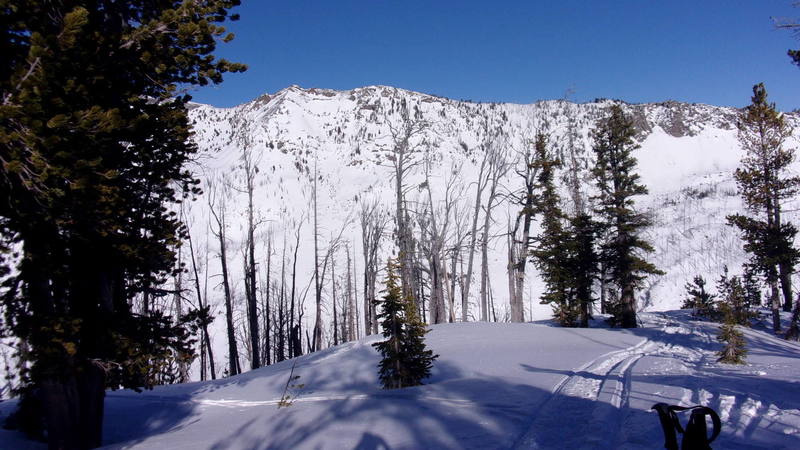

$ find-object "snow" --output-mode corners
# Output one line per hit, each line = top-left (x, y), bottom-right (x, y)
(3, 310), (798, 449)
(182, 85), (800, 372)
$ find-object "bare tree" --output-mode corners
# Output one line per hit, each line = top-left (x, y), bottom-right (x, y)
(448, 201), (471, 322)
(360, 197), (388, 335)
(238, 146), (262, 369)
(261, 230), (273, 366)
(506, 133), (540, 323)
(346, 243), (357, 341)
(479, 134), (511, 321)
(462, 114), (506, 321)
(312, 159), (352, 351)
(173, 246), (189, 382)
(185, 217), (216, 380)
(380, 98), (429, 305)
(208, 174), (240, 376)
(418, 156), (461, 324)
(289, 215), (304, 358)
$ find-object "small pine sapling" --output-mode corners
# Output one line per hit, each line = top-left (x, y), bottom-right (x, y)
(373, 260), (438, 389)
(742, 265), (762, 309)
(682, 275), (715, 318)
(716, 270), (748, 364)
(717, 302), (748, 364)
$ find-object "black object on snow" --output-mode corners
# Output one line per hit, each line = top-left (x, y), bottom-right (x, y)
(652, 403), (722, 450)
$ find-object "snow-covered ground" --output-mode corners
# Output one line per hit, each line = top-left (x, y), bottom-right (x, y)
(2, 310), (797, 449)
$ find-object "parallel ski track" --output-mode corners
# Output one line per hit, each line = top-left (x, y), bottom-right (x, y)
(511, 315), (679, 449)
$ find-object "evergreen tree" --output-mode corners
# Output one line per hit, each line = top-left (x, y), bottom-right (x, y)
(0, 2), (245, 448)
(727, 83), (800, 333)
(716, 269), (748, 364)
(530, 133), (576, 326)
(715, 267), (754, 327)
(717, 306), (748, 364)
(566, 213), (600, 328)
(682, 275), (715, 318)
(373, 260), (437, 389)
(742, 265), (762, 309)
(590, 105), (662, 328)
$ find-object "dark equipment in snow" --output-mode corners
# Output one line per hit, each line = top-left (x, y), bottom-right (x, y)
(652, 403), (721, 450)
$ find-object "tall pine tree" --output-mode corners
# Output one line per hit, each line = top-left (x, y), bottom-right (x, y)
(590, 105), (661, 328)
(530, 133), (575, 326)
(727, 83), (800, 333)
(0, 2), (245, 448)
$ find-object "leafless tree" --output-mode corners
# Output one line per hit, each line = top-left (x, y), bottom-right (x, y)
(506, 133), (540, 323)
(345, 243), (357, 341)
(379, 98), (429, 305)
(418, 156), (461, 324)
(180, 204), (217, 380)
(360, 196), (388, 335)
(238, 146), (262, 369)
(208, 174), (241, 376)
(479, 134), (511, 321)
(173, 246), (189, 382)
(463, 114), (507, 321)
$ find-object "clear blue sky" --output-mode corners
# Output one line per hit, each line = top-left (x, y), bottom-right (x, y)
(192, 1), (800, 110)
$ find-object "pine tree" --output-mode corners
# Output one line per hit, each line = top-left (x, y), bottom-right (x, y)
(590, 104), (662, 328)
(717, 307), (748, 364)
(530, 133), (576, 326)
(715, 267), (756, 326)
(373, 260), (437, 389)
(0, 2), (244, 448)
(566, 214), (600, 328)
(727, 83), (800, 333)
(742, 265), (762, 309)
(716, 270), (748, 364)
(682, 275), (715, 318)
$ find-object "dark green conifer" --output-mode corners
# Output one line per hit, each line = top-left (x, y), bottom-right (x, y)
(716, 267), (756, 326)
(530, 133), (576, 326)
(566, 213), (600, 328)
(682, 275), (715, 318)
(716, 270), (748, 364)
(717, 308), (748, 364)
(590, 105), (662, 328)
(0, 2), (245, 447)
(373, 260), (437, 389)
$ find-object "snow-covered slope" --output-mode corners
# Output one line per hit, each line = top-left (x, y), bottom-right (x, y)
(185, 85), (800, 333)
(3, 310), (798, 449)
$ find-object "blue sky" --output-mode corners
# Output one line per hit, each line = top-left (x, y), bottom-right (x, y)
(192, 1), (800, 110)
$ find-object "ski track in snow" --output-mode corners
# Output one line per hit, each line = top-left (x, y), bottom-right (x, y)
(511, 313), (711, 449)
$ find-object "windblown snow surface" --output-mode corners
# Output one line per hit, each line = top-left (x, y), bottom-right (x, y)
(3, 310), (799, 449)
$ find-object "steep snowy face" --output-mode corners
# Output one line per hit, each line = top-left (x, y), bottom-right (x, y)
(186, 85), (800, 322)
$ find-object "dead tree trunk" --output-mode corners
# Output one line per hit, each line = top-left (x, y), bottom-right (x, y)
(346, 243), (357, 341)
(479, 138), (509, 322)
(186, 223), (216, 380)
(508, 136), (538, 323)
(209, 176), (240, 376)
(240, 148), (261, 369)
(360, 198), (387, 335)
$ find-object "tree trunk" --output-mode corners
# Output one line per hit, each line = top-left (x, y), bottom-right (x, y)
(187, 228), (215, 380)
(332, 255), (339, 346)
(770, 277), (782, 332)
(620, 280), (637, 328)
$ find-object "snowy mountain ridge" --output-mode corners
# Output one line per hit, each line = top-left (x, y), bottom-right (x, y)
(185, 84), (800, 329)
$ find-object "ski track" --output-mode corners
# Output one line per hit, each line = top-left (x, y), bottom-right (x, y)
(105, 392), (481, 409)
(511, 313), (715, 449)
